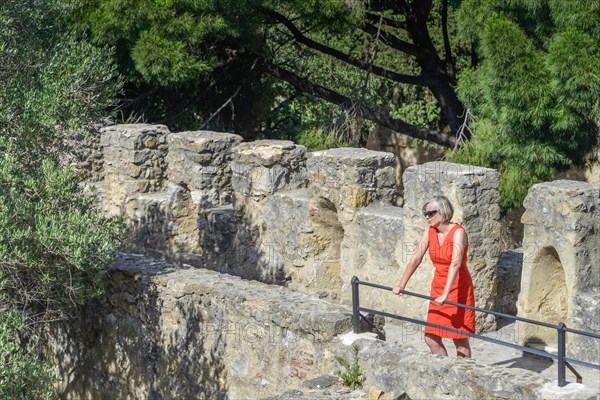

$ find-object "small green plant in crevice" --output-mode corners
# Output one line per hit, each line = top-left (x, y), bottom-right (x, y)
(335, 343), (363, 390)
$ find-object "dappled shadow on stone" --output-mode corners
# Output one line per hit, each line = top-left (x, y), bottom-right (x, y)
(48, 254), (228, 399)
(156, 291), (228, 399)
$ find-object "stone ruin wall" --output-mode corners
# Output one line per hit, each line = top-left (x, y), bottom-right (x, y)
(50, 254), (350, 399)
(517, 180), (599, 363)
(97, 124), (505, 331)
(50, 254), (585, 400)
(96, 124), (599, 363)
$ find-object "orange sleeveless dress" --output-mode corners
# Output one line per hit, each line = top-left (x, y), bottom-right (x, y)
(425, 224), (475, 339)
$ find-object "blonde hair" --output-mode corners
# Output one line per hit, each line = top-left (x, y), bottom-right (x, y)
(423, 195), (454, 222)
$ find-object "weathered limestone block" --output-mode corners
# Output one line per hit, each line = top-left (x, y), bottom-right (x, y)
(306, 148), (396, 226)
(229, 141), (308, 282)
(262, 190), (344, 299)
(122, 183), (201, 256)
(50, 254), (352, 400)
(180, 203), (278, 283)
(230, 140), (308, 202)
(166, 130), (243, 208)
(402, 162), (502, 332)
(496, 249), (524, 316)
(122, 189), (172, 254)
(195, 205), (237, 270)
(517, 180), (600, 364)
(101, 124), (169, 216)
(340, 206), (405, 311)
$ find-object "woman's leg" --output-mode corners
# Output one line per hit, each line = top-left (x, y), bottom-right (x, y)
(424, 334), (448, 356)
(453, 338), (471, 358)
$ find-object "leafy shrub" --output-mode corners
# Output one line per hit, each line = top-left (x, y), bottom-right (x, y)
(0, 157), (125, 318)
(0, 309), (56, 400)
(0, 0), (126, 318)
(1, 3), (126, 397)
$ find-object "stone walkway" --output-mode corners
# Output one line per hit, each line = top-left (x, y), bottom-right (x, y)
(268, 319), (599, 400)
(383, 318), (600, 395)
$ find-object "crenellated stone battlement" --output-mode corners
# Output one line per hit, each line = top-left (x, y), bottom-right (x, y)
(55, 123), (599, 398)
(97, 124), (509, 331)
(96, 124), (599, 343)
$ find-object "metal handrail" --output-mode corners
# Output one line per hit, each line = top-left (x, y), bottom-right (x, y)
(351, 276), (600, 387)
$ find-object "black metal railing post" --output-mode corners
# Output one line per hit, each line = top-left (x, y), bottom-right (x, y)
(558, 322), (566, 387)
(351, 276), (360, 333)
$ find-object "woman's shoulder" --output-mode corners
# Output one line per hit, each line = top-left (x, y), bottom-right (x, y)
(452, 223), (463, 231)
(451, 223), (468, 243)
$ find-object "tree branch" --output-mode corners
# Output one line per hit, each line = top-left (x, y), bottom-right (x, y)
(365, 12), (407, 30)
(252, 56), (457, 147)
(266, 9), (425, 86)
(199, 84), (243, 130)
(441, 0), (456, 81)
(361, 22), (423, 57)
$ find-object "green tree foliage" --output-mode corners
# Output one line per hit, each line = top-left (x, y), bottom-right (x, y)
(449, 119), (569, 210)
(73, 0), (468, 147)
(1, 1), (125, 395)
(0, 309), (56, 399)
(449, 0), (599, 210)
(1, 0), (125, 317)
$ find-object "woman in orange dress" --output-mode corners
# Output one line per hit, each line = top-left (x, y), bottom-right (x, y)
(393, 195), (475, 357)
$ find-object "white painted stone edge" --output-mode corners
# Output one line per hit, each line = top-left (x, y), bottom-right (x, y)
(339, 331), (379, 346)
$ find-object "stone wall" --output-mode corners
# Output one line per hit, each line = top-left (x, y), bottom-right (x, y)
(49, 254), (598, 400)
(517, 180), (600, 364)
(97, 124), (594, 343)
(97, 125), (501, 330)
(64, 124), (600, 398)
(50, 254), (351, 400)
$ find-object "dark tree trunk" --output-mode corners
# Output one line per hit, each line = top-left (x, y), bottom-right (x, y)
(427, 76), (467, 138)
(405, 1), (468, 138)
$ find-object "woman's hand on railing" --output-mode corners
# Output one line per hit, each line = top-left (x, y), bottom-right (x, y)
(434, 294), (448, 306)
(392, 285), (404, 295)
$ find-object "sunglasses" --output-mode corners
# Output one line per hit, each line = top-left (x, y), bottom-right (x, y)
(423, 210), (439, 218)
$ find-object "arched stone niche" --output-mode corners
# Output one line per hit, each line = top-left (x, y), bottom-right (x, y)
(517, 180), (600, 364)
(518, 246), (571, 348)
